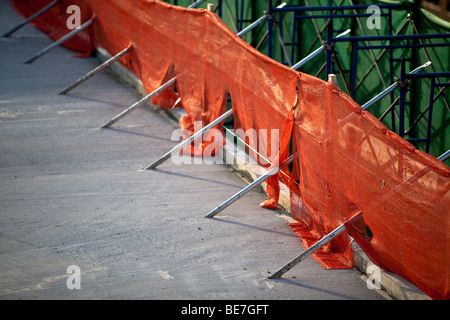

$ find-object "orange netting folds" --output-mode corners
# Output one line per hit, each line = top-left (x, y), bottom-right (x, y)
(290, 73), (450, 300)
(12, 0), (449, 300)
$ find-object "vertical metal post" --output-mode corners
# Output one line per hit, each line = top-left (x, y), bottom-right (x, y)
(325, 23), (333, 78)
(388, 9), (396, 131)
(350, 40), (358, 98)
(425, 77), (435, 153)
(24, 19), (93, 64)
(59, 46), (131, 95)
(239, 0), (244, 31)
(290, 15), (297, 65)
(2, 0), (58, 38)
(218, 0), (223, 18)
(398, 58), (406, 138)
(267, 0), (273, 58)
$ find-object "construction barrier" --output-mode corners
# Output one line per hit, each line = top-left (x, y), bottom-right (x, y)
(11, 0), (449, 300)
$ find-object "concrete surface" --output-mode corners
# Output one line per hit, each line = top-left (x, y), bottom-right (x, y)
(0, 0), (429, 301)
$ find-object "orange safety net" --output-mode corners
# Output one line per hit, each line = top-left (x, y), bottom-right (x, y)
(289, 74), (450, 300)
(12, 0), (449, 300)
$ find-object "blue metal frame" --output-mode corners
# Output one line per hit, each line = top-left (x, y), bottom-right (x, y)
(401, 71), (450, 153)
(269, 2), (400, 71)
(170, 0), (449, 158)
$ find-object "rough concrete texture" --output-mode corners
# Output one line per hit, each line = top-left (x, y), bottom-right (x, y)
(0, 0), (401, 301)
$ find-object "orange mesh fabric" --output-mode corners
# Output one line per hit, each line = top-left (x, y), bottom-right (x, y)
(12, 0), (449, 300)
(290, 73), (450, 300)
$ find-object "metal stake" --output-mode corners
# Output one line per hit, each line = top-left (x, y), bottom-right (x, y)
(144, 109), (233, 170)
(2, 0), (58, 38)
(24, 19), (93, 64)
(101, 76), (177, 128)
(59, 46), (131, 95)
(205, 154), (294, 218)
(268, 222), (348, 279)
(268, 224), (347, 279)
(268, 212), (363, 279)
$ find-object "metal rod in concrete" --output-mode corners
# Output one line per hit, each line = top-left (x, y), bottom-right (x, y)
(59, 46), (131, 95)
(101, 76), (177, 128)
(268, 212), (364, 279)
(24, 19), (93, 64)
(268, 216), (355, 279)
(2, 0), (58, 38)
(205, 154), (294, 218)
(361, 61), (432, 110)
(144, 109), (233, 170)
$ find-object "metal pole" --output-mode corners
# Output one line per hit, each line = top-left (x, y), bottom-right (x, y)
(204, 154), (294, 218)
(144, 109), (233, 170)
(2, 0), (58, 38)
(101, 76), (177, 128)
(291, 29), (350, 70)
(361, 61), (431, 110)
(361, 83), (397, 111)
(438, 149), (450, 162)
(267, 222), (348, 279)
(24, 19), (93, 64)
(59, 46), (131, 95)
(188, 0), (206, 8)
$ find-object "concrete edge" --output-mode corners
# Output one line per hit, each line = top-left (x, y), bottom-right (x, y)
(95, 48), (432, 301)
